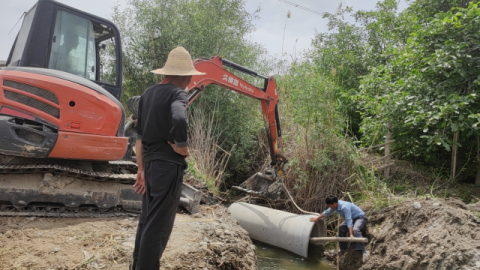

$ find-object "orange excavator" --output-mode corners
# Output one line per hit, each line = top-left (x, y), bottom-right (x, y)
(0, 0), (286, 217)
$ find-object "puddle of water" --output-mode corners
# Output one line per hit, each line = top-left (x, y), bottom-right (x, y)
(255, 241), (334, 270)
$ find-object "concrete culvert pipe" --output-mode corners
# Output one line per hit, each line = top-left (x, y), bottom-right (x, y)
(228, 202), (326, 257)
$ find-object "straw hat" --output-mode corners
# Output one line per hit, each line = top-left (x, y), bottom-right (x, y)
(151, 46), (205, 76)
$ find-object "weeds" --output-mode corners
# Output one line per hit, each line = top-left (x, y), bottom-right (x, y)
(277, 62), (382, 213)
(188, 98), (234, 194)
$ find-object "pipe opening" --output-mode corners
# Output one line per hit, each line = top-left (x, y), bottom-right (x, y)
(308, 221), (327, 256)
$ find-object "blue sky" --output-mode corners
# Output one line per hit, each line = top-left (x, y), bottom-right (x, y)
(0, 0), (409, 61)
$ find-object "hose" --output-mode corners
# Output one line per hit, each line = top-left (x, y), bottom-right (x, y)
(281, 184), (320, 216)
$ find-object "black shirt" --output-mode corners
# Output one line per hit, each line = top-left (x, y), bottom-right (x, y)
(135, 83), (189, 166)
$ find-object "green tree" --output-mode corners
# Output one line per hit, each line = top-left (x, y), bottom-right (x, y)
(358, 1), (480, 178)
(406, 0), (471, 19)
(111, 0), (263, 102)
(310, 0), (409, 135)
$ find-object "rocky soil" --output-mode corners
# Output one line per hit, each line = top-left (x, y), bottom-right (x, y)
(0, 204), (256, 270)
(336, 198), (480, 270)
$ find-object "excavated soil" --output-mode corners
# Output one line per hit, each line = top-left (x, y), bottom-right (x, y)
(338, 198), (480, 270)
(0, 205), (257, 270)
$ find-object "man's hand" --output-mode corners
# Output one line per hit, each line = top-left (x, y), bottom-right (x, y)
(310, 214), (323, 222)
(133, 169), (145, 195)
(168, 141), (189, 157)
(349, 227), (354, 238)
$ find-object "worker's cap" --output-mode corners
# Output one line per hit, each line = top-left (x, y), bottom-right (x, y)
(151, 46), (205, 76)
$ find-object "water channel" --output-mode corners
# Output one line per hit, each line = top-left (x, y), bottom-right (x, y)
(255, 241), (334, 270)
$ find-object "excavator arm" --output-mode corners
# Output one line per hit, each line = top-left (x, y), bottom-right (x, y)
(185, 56), (286, 170)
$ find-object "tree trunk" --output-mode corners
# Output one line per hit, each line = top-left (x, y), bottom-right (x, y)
(450, 131), (460, 180)
(384, 123), (392, 179)
(476, 158), (480, 185)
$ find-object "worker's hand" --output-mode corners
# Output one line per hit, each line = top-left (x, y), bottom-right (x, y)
(133, 169), (145, 195)
(168, 141), (189, 157)
(310, 214), (322, 222)
(349, 234), (354, 238)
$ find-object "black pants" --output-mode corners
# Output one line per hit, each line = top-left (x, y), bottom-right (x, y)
(132, 160), (184, 270)
(338, 216), (368, 251)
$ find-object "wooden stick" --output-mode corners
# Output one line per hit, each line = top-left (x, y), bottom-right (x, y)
(450, 131), (459, 180)
(336, 218), (340, 270)
(310, 237), (368, 243)
(384, 124), (392, 179)
(359, 140), (396, 152)
(367, 151), (398, 164)
(376, 162), (394, 170)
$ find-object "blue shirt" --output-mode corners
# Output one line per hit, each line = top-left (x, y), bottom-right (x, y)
(322, 200), (365, 228)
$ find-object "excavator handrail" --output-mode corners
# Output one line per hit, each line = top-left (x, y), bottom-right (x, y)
(221, 58), (270, 80)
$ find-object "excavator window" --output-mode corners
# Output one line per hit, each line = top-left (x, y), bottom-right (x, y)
(47, 9), (118, 86)
(98, 36), (117, 85)
(5, 1), (122, 100)
(9, 5), (37, 66)
(48, 10), (97, 80)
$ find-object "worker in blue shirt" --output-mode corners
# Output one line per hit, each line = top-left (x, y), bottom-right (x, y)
(310, 195), (369, 262)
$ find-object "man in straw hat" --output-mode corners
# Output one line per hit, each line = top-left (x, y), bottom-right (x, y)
(131, 46), (205, 270)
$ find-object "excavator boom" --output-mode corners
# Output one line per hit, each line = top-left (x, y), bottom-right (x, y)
(186, 56), (284, 169)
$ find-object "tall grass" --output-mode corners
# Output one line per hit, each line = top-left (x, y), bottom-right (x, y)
(187, 99), (234, 193)
(276, 58), (400, 214)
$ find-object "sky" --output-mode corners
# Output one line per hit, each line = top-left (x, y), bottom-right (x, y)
(0, 0), (409, 61)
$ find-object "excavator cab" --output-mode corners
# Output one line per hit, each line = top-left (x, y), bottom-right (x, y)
(0, 0), (134, 161)
(5, 0), (123, 100)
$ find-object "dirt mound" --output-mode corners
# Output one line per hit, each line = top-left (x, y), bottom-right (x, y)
(467, 201), (480, 213)
(165, 205), (257, 269)
(340, 198), (480, 270)
(0, 205), (256, 270)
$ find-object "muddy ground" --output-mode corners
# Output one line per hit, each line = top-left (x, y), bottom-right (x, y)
(0, 204), (257, 270)
(331, 198), (480, 270)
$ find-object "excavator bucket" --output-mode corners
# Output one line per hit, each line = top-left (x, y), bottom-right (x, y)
(179, 183), (203, 214)
(232, 168), (284, 201)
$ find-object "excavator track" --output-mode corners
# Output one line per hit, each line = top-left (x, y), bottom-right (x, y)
(0, 201), (138, 218)
(0, 159), (143, 217)
(0, 161), (136, 184)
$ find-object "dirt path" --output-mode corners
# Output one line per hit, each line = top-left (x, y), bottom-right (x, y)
(0, 205), (257, 270)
